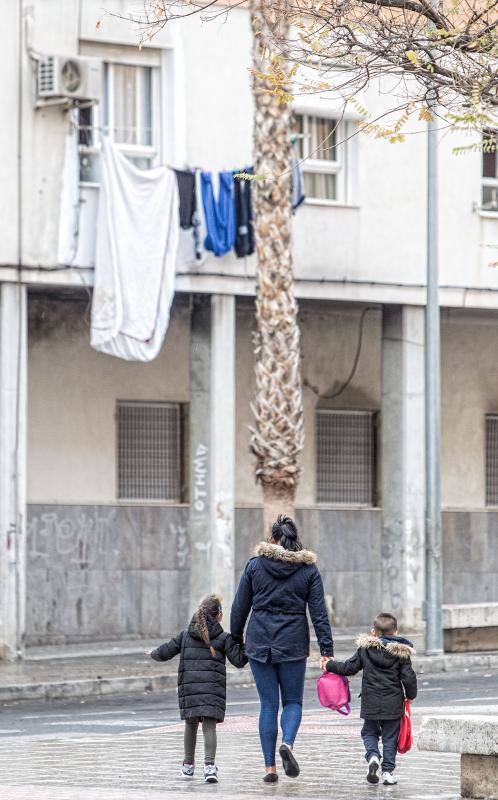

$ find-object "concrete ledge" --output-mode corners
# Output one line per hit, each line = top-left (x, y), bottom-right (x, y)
(461, 754), (498, 799)
(443, 603), (498, 653)
(418, 715), (498, 756)
(443, 603), (498, 630)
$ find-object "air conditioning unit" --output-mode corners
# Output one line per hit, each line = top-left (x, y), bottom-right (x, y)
(37, 55), (102, 105)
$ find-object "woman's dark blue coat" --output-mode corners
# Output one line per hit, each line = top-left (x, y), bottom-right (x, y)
(230, 542), (334, 663)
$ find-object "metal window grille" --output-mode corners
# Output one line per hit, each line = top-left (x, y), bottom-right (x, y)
(117, 402), (181, 501)
(316, 410), (376, 505)
(485, 415), (498, 505)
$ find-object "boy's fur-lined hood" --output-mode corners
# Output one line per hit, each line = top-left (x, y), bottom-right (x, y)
(357, 633), (415, 660)
(254, 541), (317, 565)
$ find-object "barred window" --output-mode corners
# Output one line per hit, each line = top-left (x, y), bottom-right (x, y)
(485, 415), (498, 505)
(316, 410), (376, 505)
(117, 401), (184, 502)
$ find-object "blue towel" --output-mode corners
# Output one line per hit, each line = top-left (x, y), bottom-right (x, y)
(201, 171), (236, 257)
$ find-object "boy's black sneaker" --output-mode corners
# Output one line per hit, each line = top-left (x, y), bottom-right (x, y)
(263, 773), (278, 783)
(279, 744), (300, 778)
(367, 755), (380, 784)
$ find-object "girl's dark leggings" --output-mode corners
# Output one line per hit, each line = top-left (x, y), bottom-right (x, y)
(184, 717), (217, 764)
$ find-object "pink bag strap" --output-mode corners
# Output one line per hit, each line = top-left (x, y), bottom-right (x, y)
(337, 703), (351, 716)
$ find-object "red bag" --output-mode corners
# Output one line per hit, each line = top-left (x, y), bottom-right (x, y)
(397, 700), (413, 753)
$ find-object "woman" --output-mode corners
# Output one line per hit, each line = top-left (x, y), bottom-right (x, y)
(230, 515), (334, 782)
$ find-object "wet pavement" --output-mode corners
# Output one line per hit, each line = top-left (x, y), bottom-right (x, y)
(0, 669), (497, 798)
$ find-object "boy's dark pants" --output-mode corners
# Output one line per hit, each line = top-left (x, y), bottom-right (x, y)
(361, 718), (401, 773)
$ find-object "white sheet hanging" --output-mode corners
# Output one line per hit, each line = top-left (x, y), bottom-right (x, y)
(91, 139), (179, 361)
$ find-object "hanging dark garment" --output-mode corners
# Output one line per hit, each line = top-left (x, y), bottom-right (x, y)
(234, 169), (255, 258)
(175, 169), (196, 230)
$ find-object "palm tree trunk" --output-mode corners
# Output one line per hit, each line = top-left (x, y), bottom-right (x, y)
(249, 0), (304, 539)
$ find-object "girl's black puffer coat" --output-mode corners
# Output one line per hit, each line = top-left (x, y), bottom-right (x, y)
(150, 616), (247, 721)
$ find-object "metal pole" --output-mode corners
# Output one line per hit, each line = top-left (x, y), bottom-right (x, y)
(425, 93), (444, 655)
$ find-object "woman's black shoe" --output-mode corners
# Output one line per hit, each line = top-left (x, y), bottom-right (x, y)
(263, 773), (278, 783)
(279, 744), (300, 778)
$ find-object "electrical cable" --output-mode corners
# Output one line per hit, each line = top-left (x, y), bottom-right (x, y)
(303, 307), (377, 401)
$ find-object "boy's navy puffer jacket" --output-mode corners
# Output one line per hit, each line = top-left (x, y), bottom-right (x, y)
(150, 615), (247, 721)
(230, 542), (334, 663)
(327, 634), (418, 720)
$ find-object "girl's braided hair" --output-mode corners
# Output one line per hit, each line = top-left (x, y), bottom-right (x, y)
(195, 594), (222, 658)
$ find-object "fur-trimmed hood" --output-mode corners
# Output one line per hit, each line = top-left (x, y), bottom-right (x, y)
(254, 541), (317, 581)
(357, 633), (415, 661)
(254, 541), (317, 565)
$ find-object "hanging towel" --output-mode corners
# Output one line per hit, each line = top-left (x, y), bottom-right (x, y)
(91, 139), (179, 362)
(234, 169), (255, 258)
(193, 169), (203, 261)
(201, 171), (236, 257)
(175, 169), (196, 229)
(291, 154), (305, 211)
(57, 121), (80, 265)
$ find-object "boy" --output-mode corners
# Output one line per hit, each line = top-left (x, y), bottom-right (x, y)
(325, 612), (417, 786)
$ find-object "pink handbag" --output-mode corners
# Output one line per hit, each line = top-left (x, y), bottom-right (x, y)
(317, 672), (351, 716)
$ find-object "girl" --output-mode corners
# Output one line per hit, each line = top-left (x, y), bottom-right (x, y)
(150, 594), (247, 783)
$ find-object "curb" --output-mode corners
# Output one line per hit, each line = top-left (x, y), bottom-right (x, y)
(1, 652), (497, 703)
(0, 669), (254, 704)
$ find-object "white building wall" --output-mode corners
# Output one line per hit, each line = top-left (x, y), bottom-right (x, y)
(441, 309), (498, 509)
(1, 1), (497, 295)
(27, 298), (190, 504)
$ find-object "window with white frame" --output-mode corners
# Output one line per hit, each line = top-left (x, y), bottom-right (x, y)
(117, 401), (186, 502)
(79, 59), (159, 183)
(294, 113), (349, 203)
(482, 130), (498, 212)
(316, 409), (376, 505)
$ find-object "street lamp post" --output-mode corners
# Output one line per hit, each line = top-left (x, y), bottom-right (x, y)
(425, 97), (444, 655)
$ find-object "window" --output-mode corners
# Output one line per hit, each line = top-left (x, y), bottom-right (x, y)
(79, 61), (159, 183)
(481, 130), (498, 211)
(294, 113), (348, 202)
(117, 401), (186, 502)
(316, 409), (376, 505)
(485, 415), (498, 505)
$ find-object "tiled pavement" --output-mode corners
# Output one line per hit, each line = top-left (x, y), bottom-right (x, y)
(0, 710), (460, 800)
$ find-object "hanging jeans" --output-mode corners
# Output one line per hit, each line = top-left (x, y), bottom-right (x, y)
(361, 718), (401, 774)
(249, 656), (307, 767)
(201, 171), (236, 256)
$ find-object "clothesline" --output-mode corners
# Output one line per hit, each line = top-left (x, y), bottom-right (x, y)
(70, 124), (306, 263)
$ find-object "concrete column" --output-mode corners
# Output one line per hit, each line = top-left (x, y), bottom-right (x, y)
(189, 296), (212, 610)
(210, 295), (235, 612)
(0, 283), (27, 660)
(381, 305), (425, 632)
(188, 294), (235, 615)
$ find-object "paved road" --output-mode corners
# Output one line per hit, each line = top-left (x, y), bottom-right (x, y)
(0, 667), (496, 799)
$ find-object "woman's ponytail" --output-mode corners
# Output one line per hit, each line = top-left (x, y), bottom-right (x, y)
(195, 594), (222, 658)
(270, 515), (303, 552)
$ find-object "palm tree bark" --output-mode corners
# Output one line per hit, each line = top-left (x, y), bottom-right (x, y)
(249, 0), (304, 537)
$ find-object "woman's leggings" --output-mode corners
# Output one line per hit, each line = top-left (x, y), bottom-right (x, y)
(249, 656), (307, 767)
(184, 717), (217, 764)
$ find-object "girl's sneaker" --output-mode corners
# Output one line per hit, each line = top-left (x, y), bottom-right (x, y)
(367, 755), (380, 784)
(181, 762), (194, 778)
(382, 772), (397, 785)
(204, 764), (219, 784)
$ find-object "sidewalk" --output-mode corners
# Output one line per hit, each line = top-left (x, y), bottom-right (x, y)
(1, 631), (497, 703)
(0, 708), (460, 799)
